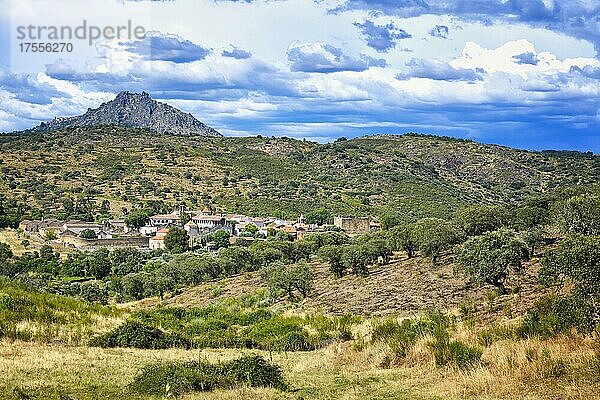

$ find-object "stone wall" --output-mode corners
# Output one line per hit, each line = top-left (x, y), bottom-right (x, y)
(333, 216), (370, 234)
(60, 235), (149, 249)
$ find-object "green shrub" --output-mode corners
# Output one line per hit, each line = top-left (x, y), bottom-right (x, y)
(130, 355), (286, 396)
(243, 317), (314, 351)
(430, 336), (483, 370)
(542, 358), (568, 378)
(372, 310), (450, 362)
(193, 328), (246, 349)
(0, 278), (120, 343)
(89, 320), (192, 349)
(517, 295), (593, 338)
(479, 324), (516, 346)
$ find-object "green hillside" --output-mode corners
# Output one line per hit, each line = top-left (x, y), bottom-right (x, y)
(0, 127), (598, 223)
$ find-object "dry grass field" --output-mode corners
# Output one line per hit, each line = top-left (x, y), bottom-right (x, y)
(1, 330), (598, 400)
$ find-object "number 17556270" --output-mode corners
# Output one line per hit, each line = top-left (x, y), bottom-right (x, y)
(19, 42), (73, 52)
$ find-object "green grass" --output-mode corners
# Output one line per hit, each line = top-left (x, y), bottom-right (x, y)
(0, 277), (124, 344)
(96, 296), (361, 352)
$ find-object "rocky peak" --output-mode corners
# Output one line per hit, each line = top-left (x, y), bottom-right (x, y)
(19, 92), (222, 137)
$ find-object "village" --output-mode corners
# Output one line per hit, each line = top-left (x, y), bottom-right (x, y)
(18, 207), (380, 251)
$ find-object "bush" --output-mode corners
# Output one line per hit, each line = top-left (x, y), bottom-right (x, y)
(454, 205), (509, 237)
(164, 227), (190, 254)
(517, 295), (593, 338)
(130, 355), (286, 396)
(243, 317), (314, 351)
(79, 229), (97, 239)
(412, 218), (462, 264)
(79, 280), (108, 304)
(89, 320), (192, 349)
(554, 194), (600, 236)
(430, 338), (483, 370)
(372, 310), (450, 363)
(478, 324), (516, 346)
(539, 235), (599, 333)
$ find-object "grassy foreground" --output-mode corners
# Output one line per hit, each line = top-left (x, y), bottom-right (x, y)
(1, 329), (598, 400)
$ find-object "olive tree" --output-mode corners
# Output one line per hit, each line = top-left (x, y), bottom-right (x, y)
(455, 228), (530, 293)
(540, 235), (600, 300)
(341, 244), (370, 276)
(454, 205), (509, 237)
(261, 261), (313, 301)
(554, 194), (600, 236)
(124, 209), (150, 230)
(319, 244), (345, 277)
(389, 224), (418, 258)
(413, 218), (462, 264)
(79, 229), (97, 239)
(538, 235), (600, 333)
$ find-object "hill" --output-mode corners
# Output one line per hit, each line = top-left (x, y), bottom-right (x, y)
(0, 127), (598, 223)
(13, 91), (221, 137)
(137, 249), (549, 321)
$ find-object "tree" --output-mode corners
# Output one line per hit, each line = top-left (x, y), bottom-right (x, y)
(554, 194), (600, 236)
(110, 247), (144, 276)
(364, 238), (392, 265)
(261, 261), (313, 301)
(79, 281), (109, 304)
(389, 224), (418, 258)
(44, 230), (58, 241)
(243, 223), (259, 236)
(0, 242), (13, 264)
(454, 205), (509, 237)
(124, 209), (150, 230)
(151, 266), (178, 300)
(511, 205), (550, 230)
(61, 251), (87, 277)
(89, 247), (112, 279)
(456, 228), (530, 293)
(539, 235), (600, 333)
(319, 245), (345, 277)
(79, 229), (97, 239)
(121, 272), (150, 301)
(519, 228), (543, 257)
(179, 211), (191, 225)
(218, 246), (255, 275)
(250, 241), (285, 267)
(540, 235), (600, 300)
(304, 208), (332, 225)
(342, 244), (369, 276)
(164, 227), (189, 254)
(379, 212), (401, 230)
(413, 218), (462, 264)
(168, 252), (220, 284)
(292, 239), (315, 262)
(207, 229), (231, 249)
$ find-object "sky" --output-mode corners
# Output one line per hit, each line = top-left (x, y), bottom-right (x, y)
(1, 0), (600, 152)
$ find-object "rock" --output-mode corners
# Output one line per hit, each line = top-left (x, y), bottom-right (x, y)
(18, 91), (221, 137)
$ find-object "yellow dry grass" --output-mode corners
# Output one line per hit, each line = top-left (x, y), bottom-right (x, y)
(0, 228), (72, 258)
(1, 329), (598, 400)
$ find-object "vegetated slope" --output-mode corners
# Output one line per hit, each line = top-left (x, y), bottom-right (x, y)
(140, 251), (551, 320)
(0, 278), (124, 344)
(0, 127), (598, 220)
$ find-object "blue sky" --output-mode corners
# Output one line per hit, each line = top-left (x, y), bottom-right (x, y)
(1, 0), (599, 152)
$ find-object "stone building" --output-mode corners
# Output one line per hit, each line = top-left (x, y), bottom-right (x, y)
(333, 216), (371, 234)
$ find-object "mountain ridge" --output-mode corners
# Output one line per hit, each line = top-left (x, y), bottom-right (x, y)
(13, 91), (221, 137)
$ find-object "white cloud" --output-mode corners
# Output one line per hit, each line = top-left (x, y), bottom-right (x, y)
(451, 40), (599, 78)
